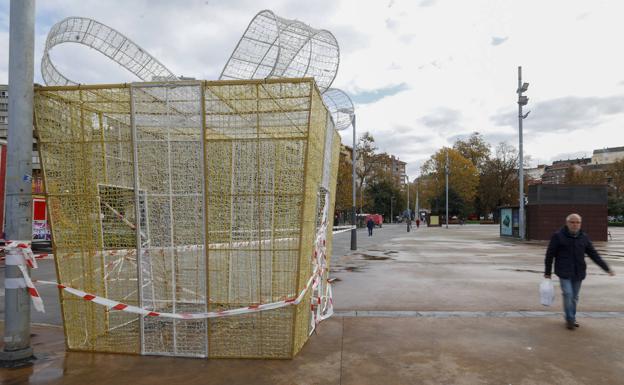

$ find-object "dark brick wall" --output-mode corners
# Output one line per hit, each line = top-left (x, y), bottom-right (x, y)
(527, 204), (608, 241)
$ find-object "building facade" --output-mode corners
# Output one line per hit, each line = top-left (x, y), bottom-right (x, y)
(592, 146), (624, 165)
(0, 85), (7, 138)
(0, 84), (42, 176)
(371, 152), (407, 187)
(525, 164), (546, 184)
(541, 158), (591, 184)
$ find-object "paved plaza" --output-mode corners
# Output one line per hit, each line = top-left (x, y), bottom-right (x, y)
(2, 224), (624, 384)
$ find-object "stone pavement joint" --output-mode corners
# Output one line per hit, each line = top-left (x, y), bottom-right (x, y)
(335, 310), (624, 318)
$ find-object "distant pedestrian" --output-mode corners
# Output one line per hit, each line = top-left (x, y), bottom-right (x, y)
(416, 218), (420, 228)
(367, 217), (375, 236)
(544, 213), (615, 330)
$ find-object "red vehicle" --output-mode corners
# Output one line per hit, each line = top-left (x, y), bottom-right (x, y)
(366, 214), (383, 228)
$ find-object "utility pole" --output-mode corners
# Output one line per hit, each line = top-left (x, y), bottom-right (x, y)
(390, 196), (394, 225)
(405, 175), (410, 232)
(415, 177), (419, 221)
(445, 150), (449, 229)
(406, 175), (410, 219)
(350, 114), (357, 250)
(517, 66), (530, 240)
(1, 0), (36, 364)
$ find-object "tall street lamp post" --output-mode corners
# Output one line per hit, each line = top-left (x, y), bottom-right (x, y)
(517, 66), (530, 240)
(349, 114), (357, 250)
(415, 177), (419, 222)
(405, 175), (410, 218)
(404, 175), (411, 232)
(445, 150), (449, 229)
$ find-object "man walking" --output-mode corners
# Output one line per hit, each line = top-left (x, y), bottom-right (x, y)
(544, 213), (615, 330)
(366, 217), (375, 237)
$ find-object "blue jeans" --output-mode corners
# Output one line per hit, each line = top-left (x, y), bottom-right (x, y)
(559, 278), (582, 322)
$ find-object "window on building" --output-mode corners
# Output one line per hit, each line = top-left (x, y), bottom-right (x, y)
(0, 116), (7, 124)
(0, 103), (7, 111)
(0, 91), (7, 97)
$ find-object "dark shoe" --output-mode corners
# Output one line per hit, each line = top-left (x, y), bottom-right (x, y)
(566, 321), (575, 330)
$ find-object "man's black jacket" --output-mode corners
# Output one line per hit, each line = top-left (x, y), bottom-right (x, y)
(545, 226), (610, 280)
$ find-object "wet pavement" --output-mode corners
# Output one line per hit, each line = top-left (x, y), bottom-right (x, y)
(330, 224), (624, 312)
(1, 224), (623, 384)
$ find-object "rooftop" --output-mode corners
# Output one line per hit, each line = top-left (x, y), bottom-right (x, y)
(593, 146), (624, 154)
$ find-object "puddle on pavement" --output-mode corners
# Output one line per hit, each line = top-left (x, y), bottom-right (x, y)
(508, 268), (543, 274)
(353, 252), (394, 260)
(500, 268), (604, 276)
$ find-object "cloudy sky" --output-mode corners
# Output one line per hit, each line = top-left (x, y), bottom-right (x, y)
(1, 0), (624, 179)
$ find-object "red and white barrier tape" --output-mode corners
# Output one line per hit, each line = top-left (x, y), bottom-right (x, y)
(2, 194), (336, 325)
(309, 191), (334, 333)
(1, 251), (53, 261)
(3, 241), (45, 313)
(34, 267), (322, 319)
(33, 193), (334, 320)
(332, 225), (356, 235)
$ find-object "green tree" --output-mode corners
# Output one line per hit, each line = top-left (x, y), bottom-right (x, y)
(355, 132), (378, 212)
(453, 132), (491, 173)
(335, 150), (353, 213)
(429, 188), (468, 217)
(607, 159), (624, 216)
(364, 179), (405, 222)
(420, 148), (479, 208)
(565, 166), (606, 185)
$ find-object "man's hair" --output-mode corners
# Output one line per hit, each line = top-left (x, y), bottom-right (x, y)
(566, 213), (582, 222)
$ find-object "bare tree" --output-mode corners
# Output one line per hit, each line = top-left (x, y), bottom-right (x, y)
(477, 142), (521, 216)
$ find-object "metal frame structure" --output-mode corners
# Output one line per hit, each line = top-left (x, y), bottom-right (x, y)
(220, 10), (339, 93)
(34, 78), (340, 359)
(322, 88), (354, 131)
(41, 12), (355, 131)
(37, 10), (350, 359)
(41, 17), (177, 86)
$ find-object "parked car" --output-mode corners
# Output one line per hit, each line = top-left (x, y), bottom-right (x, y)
(366, 214), (383, 228)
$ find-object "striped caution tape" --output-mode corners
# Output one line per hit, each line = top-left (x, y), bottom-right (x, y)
(332, 225), (356, 235)
(34, 222), (334, 323)
(1, 251), (53, 261)
(5, 194), (337, 323)
(35, 264), (326, 319)
(30, 191), (334, 321)
(308, 190), (334, 333)
(3, 241), (45, 313)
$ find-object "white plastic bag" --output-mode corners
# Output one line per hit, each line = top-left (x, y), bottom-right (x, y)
(539, 279), (555, 306)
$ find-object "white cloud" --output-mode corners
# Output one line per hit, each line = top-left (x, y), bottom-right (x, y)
(1, 0), (623, 180)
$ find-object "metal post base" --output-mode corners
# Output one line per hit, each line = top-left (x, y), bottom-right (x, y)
(350, 229), (357, 250)
(0, 346), (35, 368)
